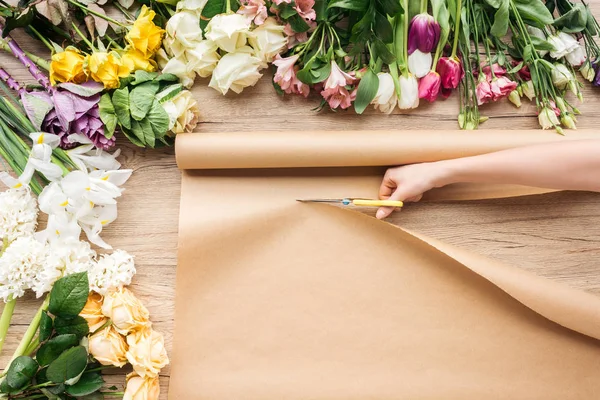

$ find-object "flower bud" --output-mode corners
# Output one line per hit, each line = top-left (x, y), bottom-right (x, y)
(551, 63), (574, 90)
(436, 56), (463, 89)
(408, 13), (440, 54)
(521, 80), (535, 101)
(508, 90), (521, 107)
(418, 71), (441, 102)
(580, 61), (595, 82)
(560, 114), (577, 129)
(538, 106), (560, 130)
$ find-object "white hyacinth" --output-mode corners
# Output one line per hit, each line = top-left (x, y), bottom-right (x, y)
(0, 188), (38, 244)
(0, 236), (50, 301)
(47, 238), (97, 276)
(89, 250), (136, 295)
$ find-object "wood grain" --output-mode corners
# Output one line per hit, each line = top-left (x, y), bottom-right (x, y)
(2, 7), (600, 397)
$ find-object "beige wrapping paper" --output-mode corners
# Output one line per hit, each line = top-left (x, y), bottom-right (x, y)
(171, 130), (600, 399)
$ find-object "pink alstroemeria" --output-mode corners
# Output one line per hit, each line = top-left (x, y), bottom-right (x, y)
(476, 78), (493, 105)
(418, 71), (441, 102)
(294, 0), (316, 20)
(436, 56), (463, 89)
(238, 0), (268, 25)
(283, 23), (313, 48)
(320, 60), (355, 109)
(272, 54), (309, 97)
(408, 13), (440, 54)
(490, 76), (517, 101)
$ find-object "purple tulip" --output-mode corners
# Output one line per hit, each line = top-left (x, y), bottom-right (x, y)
(593, 61), (600, 87)
(408, 13), (441, 55)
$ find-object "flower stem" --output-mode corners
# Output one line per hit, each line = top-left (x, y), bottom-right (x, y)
(28, 26), (54, 53)
(0, 29), (51, 89)
(65, 0), (127, 27)
(0, 299), (16, 356)
(0, 40), (49, 71)
(420, 0), (427, 14)
(0, 68), (24, 94)
(225, 0), (231, 13)
(24, 334), (39, 356)
(8, 296), (49, 366)
(450, 0), (461, 58)
(72, 23), (96, 51)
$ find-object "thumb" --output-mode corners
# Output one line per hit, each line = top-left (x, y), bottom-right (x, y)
(376, 188), (406, 220)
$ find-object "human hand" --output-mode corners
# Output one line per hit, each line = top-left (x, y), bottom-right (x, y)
(376, 162), (450, 219)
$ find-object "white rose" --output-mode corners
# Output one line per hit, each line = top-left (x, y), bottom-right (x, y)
(162, 58), (196, 88)
(165, 11), (203, 53)
(371, 72), (397, 114)
(163, 90), (200, 134)
(187, 40), (221, 78)
(205, 13), (251, 53)
(176, 0), (208, 14)
(208, 48), (263, 94)
(248, 17), (288, 66)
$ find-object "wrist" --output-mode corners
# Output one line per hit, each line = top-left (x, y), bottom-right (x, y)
(428, 159), (461, 188)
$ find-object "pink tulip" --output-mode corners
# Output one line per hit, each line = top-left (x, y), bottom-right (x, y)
(436, 56), (463, 89)
(418, 71), (441, 102)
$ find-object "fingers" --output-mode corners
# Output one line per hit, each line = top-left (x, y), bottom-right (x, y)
(378, 170), (397, 200)
(376, 189), (404, 220)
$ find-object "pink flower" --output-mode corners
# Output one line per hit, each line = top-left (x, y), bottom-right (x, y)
(283, 23), (312, 48)
(272, 0), (291, 5)
(436, 56), (463, 89)
(548, 100), (561, 116)
(237, 0), (268, 25)
(481, 63), (506, 79)
(476, 78), (492, 105)
(418, 71), (441, 102)
(323, 60), (354, 90)
(408, 13), (440, 54)
(272, 54), (310, 97)
(320, 87), (355, 109)
(294, 0), (316, 20)
(490, 76), (517, 101)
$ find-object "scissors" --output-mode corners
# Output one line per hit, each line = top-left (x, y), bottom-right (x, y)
(297, 198), (404, 208)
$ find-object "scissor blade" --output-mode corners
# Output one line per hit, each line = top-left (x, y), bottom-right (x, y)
(296, 199), (343, 203)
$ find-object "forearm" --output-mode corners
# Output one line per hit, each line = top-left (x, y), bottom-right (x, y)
(434, 140), (600, 192)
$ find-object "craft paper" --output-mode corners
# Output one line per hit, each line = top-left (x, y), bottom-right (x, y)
(171, 130), (600, 399)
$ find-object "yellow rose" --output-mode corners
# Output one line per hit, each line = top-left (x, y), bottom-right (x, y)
(86, 51), (130, 89)
(102, 287), (150, 335)
(121, 48), (157, 74)
(80, 292), (107, 332)
(126, 5), (165, 58)
(88, 326), (128, 367)
(123, 373), (160, 400)
(125, 327), (169, 377)
(50, 48), (87, 85)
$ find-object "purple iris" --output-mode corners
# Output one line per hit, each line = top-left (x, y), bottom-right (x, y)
(408, 13), (441, 55)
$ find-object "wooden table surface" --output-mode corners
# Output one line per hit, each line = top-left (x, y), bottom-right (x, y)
(3, 9), (600, 396)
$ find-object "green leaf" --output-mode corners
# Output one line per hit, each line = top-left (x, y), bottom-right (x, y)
(40, 387), (65, 399)
(279, 2), (298, 18)
(129, 81), (160, 121)
(431, 0), (449, 42)
(39, 311), (53, 342)
(130, 70), (159, 86)
(586, 6), (598, 35)
(200, 0), (227, 30)
(328, 0), (369, 12)
(553, 4), (587, 33)
(373, 39), (396, 64)
(354, 69), (379, 114)
(98, 94), (117, 139)
(2, 7), (34, 37)
(376, 0), (401, 16)
(147, 101), (170, 140)
(6, 356), (38, 390)
(156, 84), (183, 103)
(126, 122), (146, 147)
(288, 14), (310, 32)
(139, 117), (155, 148)
(314, 0), (328, 21)
(156, 73), (179, 83)
(513, 0), (554, 28)
(374, 12), (393, 43)
(46, 346), (88, 384)
(0, 379), (21, 395)
(54, 316), (89, 339)
(529, 35), (554, 51)
(48, 272), (89, 318)
(57, 83), (104, 97)
(36, 334), (79, 367)
(20, 92), (54, 131)
(112, 87), (131, 130)
(80, 392), (105, 400)
(65, 372), (104, 396)
(489, 0), (509, 37)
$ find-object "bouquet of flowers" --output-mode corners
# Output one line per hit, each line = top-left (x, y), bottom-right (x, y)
(0, 187), (168, 400)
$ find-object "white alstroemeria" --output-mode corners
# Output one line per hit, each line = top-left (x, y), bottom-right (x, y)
(89, 249), (136, 294)
(408, 50), (432, 78)
(371, 72), (397, 114)
(67, 134), (122, 172)
(0, 188), (38, 243)
(205, 13), (251, 53)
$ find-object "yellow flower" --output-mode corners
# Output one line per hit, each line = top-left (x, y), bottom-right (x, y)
(126, 5), (165, 58)
(121, 48), (157, 74)
(124, 373), (160, 400)
(80, 292), (108, 332)
(125, 327), (169, 378)
(101, 287), (151, 335)
(49, 48), (87, 85)
(88, 326), (129, 367)
(86, 51), (130, 89)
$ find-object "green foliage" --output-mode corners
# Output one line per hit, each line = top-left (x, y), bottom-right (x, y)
(39, 311), (53, 342)
(553, 3), (587, 32)
(354, 69), (379, 114)
(48, 272), (89, 318)
(98, 93), (117, 139)
(5, 356), (38, 391)
(54, 316), (89, 339)
(36, 334), (80, 366)
(65, 372), (104, 396)
(46, 346), (88, 384)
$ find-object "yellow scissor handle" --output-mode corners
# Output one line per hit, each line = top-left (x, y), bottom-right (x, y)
(351, 199), (404, 207)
